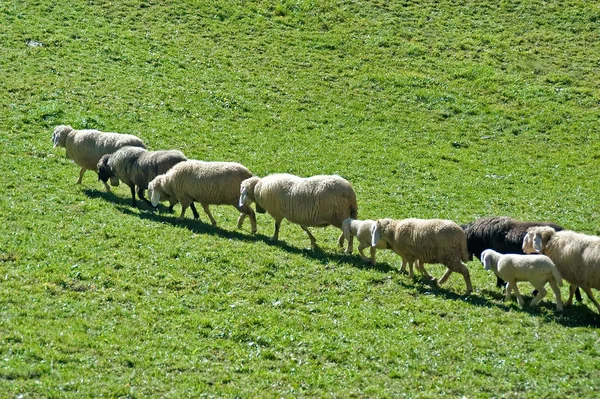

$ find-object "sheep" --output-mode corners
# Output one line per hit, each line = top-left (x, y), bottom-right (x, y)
(462, 216), (565, 289)
(523, 226), (600, 313)
(148, 160), (256, 233)
(97, 146), (187, 208)
(51, 125), (146, 191)
(239, 173), (357, 250)
(342, 217), (426, 276)
(371, 218), (472, 294)
(480, 249), (563, 311)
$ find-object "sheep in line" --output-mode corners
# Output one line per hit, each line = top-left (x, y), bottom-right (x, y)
(480, 249), (563, 311)
(371, 218), (472, 294)
(97, 146), (187, 208)
(342, 217), (426, 276)
(51, 125), (146, 191)
(239, 173), (357, 249)
(523, 226), (600, 313)
(148, 160), (256, 233)
(462, 216), (564, 288)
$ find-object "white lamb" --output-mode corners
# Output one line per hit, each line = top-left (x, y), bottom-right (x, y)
(239, 173), (358, 249)
(480, 249), (563, 311)
(51, 125), (146, 191)
(148, 160), (256, 233)
(342, 217), (425, 275)
(523, 226), (600, 313)
(371, 218), (472, 294)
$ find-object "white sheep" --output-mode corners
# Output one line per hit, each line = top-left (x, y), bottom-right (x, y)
(148, 160), (257, 233)
(480, 249), (563, 311)
(51, 125), (146, 191)
(523, 226), (600, 313)
(371, 218), (472, 294)
(97, 146), (187, 207)
(342, 217), (425, 276)
(239, 173), (358, 249)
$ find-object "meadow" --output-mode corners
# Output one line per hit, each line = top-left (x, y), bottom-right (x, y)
(1, 0), (599, 397)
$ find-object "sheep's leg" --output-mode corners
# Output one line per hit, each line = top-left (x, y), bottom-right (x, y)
(529, 285), (547, 307)
(507, 282), (524, 307)
(201, 204), (217, 226)
(581, 287), (600, 313)
(565, 285), (576, 307)
(301, 226), (318, 249)
(338, 232), (347, 249)
(417, 261), (434, 280)
(237, 213), (247, 227)
(505, 284), (513, 302)
(236, 204), (257, 234)
(190, 203), (200, 219)
(369, 246), (377, 265)
(137, 186), (152, 207)
(102, 180), (111, 192)
(272, 219), (282, 241)
(548, 280), (563, 311)
(357, 243), (370, 263)
(178, 199), (192, 220)
(437, 268), (453, 285)
(399, 259), (413, 278)
(128, 184), (137, 207)
(77, 167), (86, 184)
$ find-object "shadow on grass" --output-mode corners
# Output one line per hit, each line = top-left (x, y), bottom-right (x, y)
(84, 188), (395, 273)
(83, 188), (600, 327)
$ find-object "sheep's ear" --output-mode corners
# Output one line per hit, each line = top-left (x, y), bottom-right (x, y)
(239, 186), (248, 207)
(150, 186), (161, 207)
(370, 224), (381, 247)
(533, 234), (543, 253)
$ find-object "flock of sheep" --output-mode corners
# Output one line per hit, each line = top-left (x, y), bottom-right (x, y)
(52, 125), (600, 314)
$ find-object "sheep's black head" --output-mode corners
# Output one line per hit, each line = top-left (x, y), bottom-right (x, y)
(97, 154), (112, 183)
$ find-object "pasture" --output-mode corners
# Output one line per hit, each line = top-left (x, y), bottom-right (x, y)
(1, 0), (599, 397)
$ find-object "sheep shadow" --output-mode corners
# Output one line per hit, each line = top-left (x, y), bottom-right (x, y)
(84, 188), (395, 271)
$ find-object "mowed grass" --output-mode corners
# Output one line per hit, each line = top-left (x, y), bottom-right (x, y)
(1, 0), (600, 397)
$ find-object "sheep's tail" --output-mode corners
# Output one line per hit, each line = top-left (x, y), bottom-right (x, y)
(551, 265), (563, 287)
(350, 204), (358, 219)
(460, 240), (469, 263)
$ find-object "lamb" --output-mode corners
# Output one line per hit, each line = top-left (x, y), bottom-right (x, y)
(371, 218), (472, 294)
(462, 216), (564, 288)
(97, 146), (187, 207)
(239, 173), (358, 249)
(522, 226), (600, 313)
(51, 125), (146, 191)
(342, 217), (425, 276)
(480, 249), (563, 311)
(342, 218), (386, 264)
(148, 160), (256, 233)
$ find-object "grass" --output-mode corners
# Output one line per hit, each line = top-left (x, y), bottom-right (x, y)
(1, 0), (600, 397)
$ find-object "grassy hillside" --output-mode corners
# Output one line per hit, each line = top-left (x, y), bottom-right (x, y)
(1, 0), (599, 397)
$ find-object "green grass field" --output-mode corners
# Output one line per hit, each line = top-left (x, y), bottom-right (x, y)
(1, 0), (599, 397)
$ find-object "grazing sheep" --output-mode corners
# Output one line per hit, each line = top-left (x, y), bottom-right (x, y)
(523, 226), (600, 313)
(462, 216), (564, 288)
(97, 146), (187, 207)
(342, 217), (425, 275)
(51, 125), (146, 191)
(371, 218), (472, 294)
(480, 249), (563, 311)
(148, 160), (256, 233)
(239, 174), (357, 249)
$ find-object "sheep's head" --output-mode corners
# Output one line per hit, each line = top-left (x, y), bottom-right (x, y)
(148, 176), (164, 207)
(480, 249), (498, 271)
(97, 154), (113, 183)
(239, 176), (260, 207)
(523, 226), (556, 254)
(51, 125), (73, 148)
